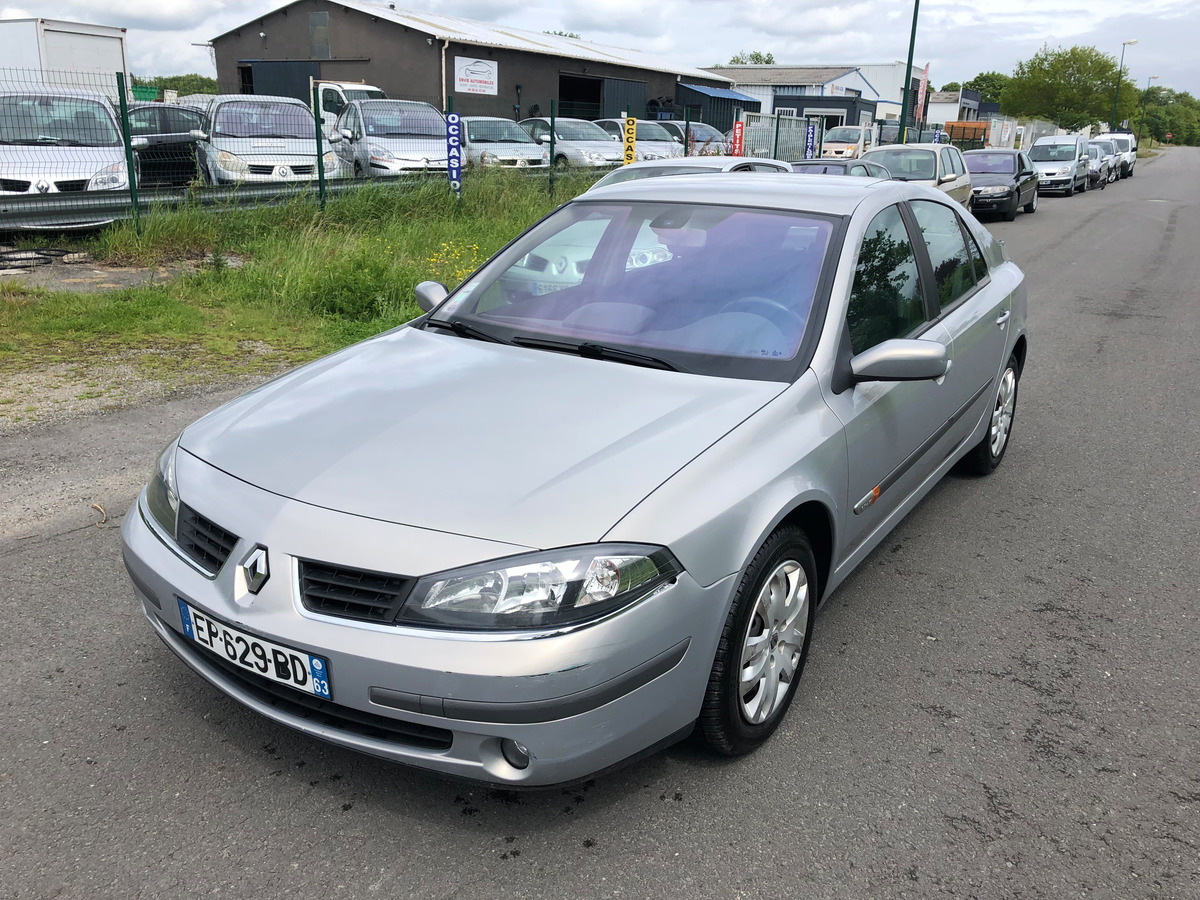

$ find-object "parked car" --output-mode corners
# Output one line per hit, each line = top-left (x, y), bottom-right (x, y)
(123, 174), (1027, 787)
(588, 156), (792, 191)
(1089, 139), (1120, 184)
(657, 120), (729, 155)
(126, 101), (206, 188)
(821, 124), (874, 159)
(1086, 145), (1111, 191)
(191, 95), (340, 184)
(519, 117), (624, 167)
(790, 159), (891, 178)
(1028, 134), (1089, 196)
(0, 87), (141, 228)
(593, 119), (684, 160)
(860, 143), (972, 208)
(1093, 132), (1136, 178)
(963, 149), (1039, 220)
(460, 116), (548, 168)
(334, 99), (446, 176)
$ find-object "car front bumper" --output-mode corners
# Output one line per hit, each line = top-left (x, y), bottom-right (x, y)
(120, 455), (731, 786)
(970, 190), (1014, 210)
(1037, 175), (1073, 191)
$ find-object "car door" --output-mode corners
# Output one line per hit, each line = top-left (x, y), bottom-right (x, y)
(127, 106), (166, 187)
(320, 87), (345, 132)
(1016, 152), (1035, 204)
(334, 105), (359, 172)
(908, 198), (1011, 450)
(942, 147), (971, 206)
(821, 203), (955, 556)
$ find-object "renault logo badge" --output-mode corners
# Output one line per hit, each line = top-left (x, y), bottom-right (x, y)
(36, 179), (50, 193)
(240, 546), (270, 594)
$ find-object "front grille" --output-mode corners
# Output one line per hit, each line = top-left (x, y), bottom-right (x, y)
(189, 639), (453, 750)
(54, 179), (88, 192)
(299, 560), (411, 623)
(176, 503), (239, 574)
(0, 178), (31, 192)
(247, 164), (314, 176)
(290, 165), (314, 176)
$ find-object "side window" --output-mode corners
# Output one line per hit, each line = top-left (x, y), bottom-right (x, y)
(963, 222), (988, 284)
(128, 107), (160, 136)
(348, 106), (361, 137)
(849, 164), (867, 177)
(321, 88), (344, 116)
(164, 107), (203, 134)
(599, 121), (620, 137)
(952, 149), (966, 175)
(847, 205), (926, 355)
(910, 200), (974, 309)
(529, 120), (547, 140)
(1018, 152), (1032, 173)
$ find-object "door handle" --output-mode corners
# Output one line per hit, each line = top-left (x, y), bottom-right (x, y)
(995, 310), (1011, 328)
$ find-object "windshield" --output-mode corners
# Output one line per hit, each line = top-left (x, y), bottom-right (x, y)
(430, 201), (836, 376)
(1088, 147), (1100, 160)
(344, 89), (386, 101)
(824, 127), (862, 143)
(467, 118), (535, 144)
(965, 153), (1014, 174)
(1110, 137), (1131, 152)
(213, 101), (314, 139)
(634, 121), (674, 142)
(555, 120), (612, 142)
(1029, 142), (1076, 161)
(863, 148), (936, 181)
(361, 101), (444, 137)
(0, 94), (120, 146)
(592, 165), (715, 189)
(1093, 141), (1115, 155)
(687, 123), (724, 142)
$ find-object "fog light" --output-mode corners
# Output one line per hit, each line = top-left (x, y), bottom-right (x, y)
(500, 738), (530, 769)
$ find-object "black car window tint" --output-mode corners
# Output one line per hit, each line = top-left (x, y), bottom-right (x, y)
(847, 205), (926, 355)
(128, 107), (159, 135)
(909, 200), (975, 310)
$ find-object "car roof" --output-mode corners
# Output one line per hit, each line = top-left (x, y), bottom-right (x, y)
(865, 143), (946, 152)
(210, 94), (308, 107)
(462, 115), (519, 121)
(963, 148), (1017, 154)
(1031, 134), (1081, 143)
(581, 171), (897, 215)
(613, 157), (789, 172)
(0, 86), (113, 104)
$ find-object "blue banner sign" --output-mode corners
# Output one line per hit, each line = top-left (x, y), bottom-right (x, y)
(446, 112), (463, 195)
(804, 122), (817, 159)
(933, 129), (943, 144)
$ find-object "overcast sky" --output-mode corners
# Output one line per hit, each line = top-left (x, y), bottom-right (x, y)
(4, 0), (1197, 96)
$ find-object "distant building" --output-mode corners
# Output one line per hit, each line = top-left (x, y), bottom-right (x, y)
(926, 88), (982, 126)
(701, 64), (879, 131)
(209, 0), (730, 121)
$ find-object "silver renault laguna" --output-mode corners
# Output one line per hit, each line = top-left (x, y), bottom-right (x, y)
(122, 175), (1026, 786)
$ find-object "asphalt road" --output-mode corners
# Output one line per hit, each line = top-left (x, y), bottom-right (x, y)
(2, 149), (1198, 900)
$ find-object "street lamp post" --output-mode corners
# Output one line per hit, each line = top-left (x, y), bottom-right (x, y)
(897, 0), (920, 143)
(1109, 38), (1137, 130)
(1138, 74), (1159, 145)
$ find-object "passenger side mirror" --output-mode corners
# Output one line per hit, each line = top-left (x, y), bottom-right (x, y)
(939, 173), (957, 184)
(339, 128), (354, 141)
(415, 280), (449, 313)
(537, 134), (550, 144)
(130, 137), (149, 149)
(850, 339), (949, 383)
(189, 129), (208, 141)
(327, 130), (343, 143)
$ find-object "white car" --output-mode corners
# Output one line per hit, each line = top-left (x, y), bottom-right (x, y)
(588, 156), (792, 191)
(1092, 132), (1136, 179)
(593, 119), (684, 160)
(860, 143), (973, 209)
(460, 116), (548, 168)
(519, 117), (624, 168)
(335, 99), (446, 176)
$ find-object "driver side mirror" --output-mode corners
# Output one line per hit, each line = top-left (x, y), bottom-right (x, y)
(189, 129), (208, 141)
(130, 137), (149, 149)
(939, 173), (957, 184)
(415, 280), (449, 313)
(339, 128), (354, 141)
(850, 339), (949, 383)
(537, 134), (550, 144)
(327, 130), (343, 143)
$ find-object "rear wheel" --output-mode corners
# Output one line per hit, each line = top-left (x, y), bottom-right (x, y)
(699, 526), (817, 757)
(1024, 190), (1038, 214)
(957, 353), (1020, 476)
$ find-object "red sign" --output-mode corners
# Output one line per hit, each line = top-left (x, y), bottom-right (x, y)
(731, 121), (744, 156)
(1166, 132), (1173, 140)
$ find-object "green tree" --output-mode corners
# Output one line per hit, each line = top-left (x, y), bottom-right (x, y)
(1001, 45), (1137, 131)
(131, 73), (219, 96)
(938, 81), (961, 93)
(728, 50), (776, 65)
(963, 71), (1010, 104)
(544, 30), (581, 39)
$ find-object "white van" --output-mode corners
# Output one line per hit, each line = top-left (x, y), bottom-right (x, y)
(821, 124), (874, 159)
(1028, 135), (1090, 196)
(312, 81), (387, 132)
(1092, 132), (1136, 179)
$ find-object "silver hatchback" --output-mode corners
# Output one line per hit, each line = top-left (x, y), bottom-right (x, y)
(192, 95), (340, 184)
(123, 176), (1027, 786)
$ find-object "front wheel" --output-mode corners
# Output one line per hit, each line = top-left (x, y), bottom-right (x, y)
(1003, 194), (1019, 221)
(1024, 190), (1038, 214)
(957, 352), (1020, 476)
(699, 526), (817, 757)
(1066, 179), (1075, 197)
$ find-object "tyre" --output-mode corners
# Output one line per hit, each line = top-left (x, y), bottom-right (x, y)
(699, 526), (817, 756)
(1024, 190), (1038, 214)
(553, 155), (569, 169)
(1003, 194), (1019, 221)
(1127, 164), (1134, 178)
(1080, 173), (1088, 192)
(1065, 178), (1075, 197)
(1100, 172), (1107, 190)
(957, 352), (1020, 476)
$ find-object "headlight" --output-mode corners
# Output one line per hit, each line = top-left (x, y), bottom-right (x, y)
(584, 151), (605, 163)
(215, 150), (248, 175)
(1057, 166), (1073, 176)
(86, 162), (128, 191)
(146, 436), (181, 539)
(400, 544), (682, 630)
(479, 150), (497, 165)
(370, 144), (394, 163)
(322, 150), (338, 170)
(541, 150), (550, 164)
(978, 185), (1009, 195)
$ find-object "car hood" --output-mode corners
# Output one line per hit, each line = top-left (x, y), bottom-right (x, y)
(969, 172), (1017, 188)
(561, 140), (624, 157)
(0, 145), (125, 179)
(471, 143), (543, 157)
(179, 326), (784, 548)
(207, 136), (320, 158)
(1033, 160), (1072, 172)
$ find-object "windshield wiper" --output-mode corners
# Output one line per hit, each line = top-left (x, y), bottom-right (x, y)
(511, 336), (682, 371)
(426, 318), (511, 344)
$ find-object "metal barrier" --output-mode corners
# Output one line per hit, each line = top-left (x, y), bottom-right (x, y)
(738, 112), (823, 161)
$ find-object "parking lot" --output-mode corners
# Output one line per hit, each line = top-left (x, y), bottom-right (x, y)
(2, 149), (1197, 899)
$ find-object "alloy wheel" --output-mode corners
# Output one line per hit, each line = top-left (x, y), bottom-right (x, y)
(990, 367), (1017, 458)
(739, 560), (809, 725)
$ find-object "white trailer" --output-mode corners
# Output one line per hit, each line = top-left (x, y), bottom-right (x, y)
(0, 18), (130, 101)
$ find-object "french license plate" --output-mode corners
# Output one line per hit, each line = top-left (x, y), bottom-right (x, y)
(176, 599), (331, 700)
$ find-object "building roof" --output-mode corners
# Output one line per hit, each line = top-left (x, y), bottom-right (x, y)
(679, 83), (760, 103)
(213, 1), (730, 84)
(701, 66), (856, 86)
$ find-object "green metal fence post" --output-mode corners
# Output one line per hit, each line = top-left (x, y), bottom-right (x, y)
(115, 72), (140, 234)
(683, 107), (691, 156)
(312, 83), (327, 211)
(549, 99), (557, 197)
(772, 113), (781, 159)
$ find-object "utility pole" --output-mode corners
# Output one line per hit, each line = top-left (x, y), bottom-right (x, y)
(1138, 74), (1159, 143)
